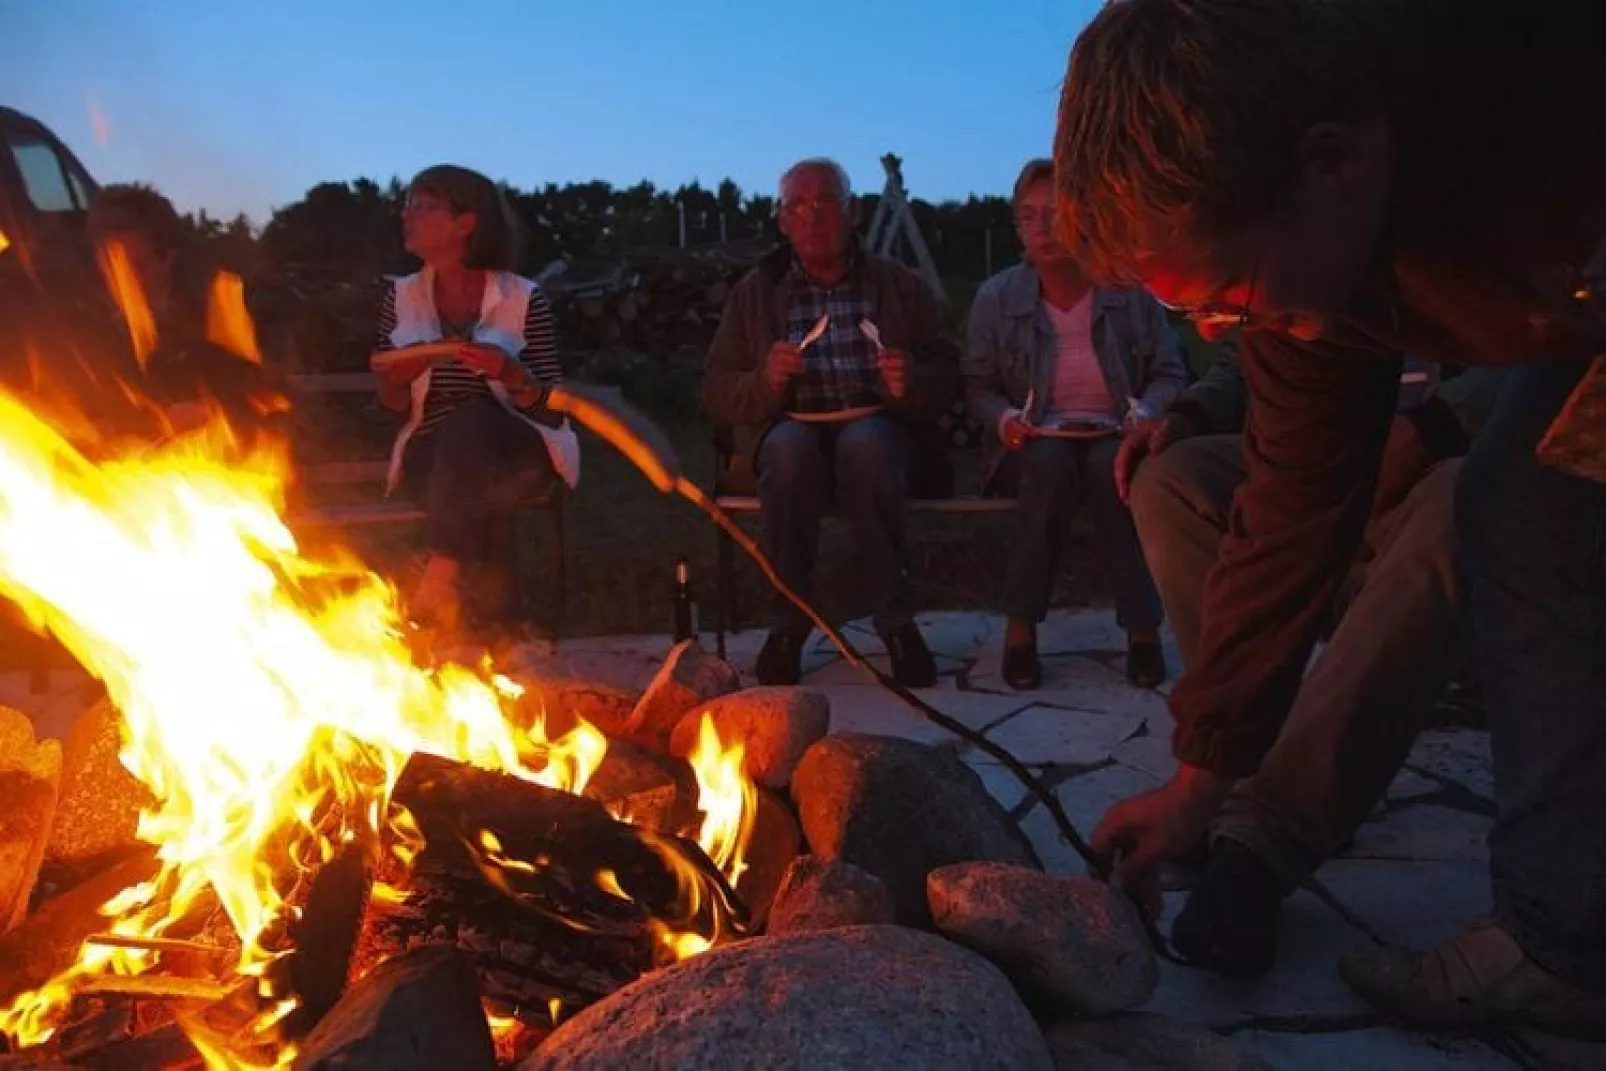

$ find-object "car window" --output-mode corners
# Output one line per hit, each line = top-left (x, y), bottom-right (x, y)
(5, 136), (82, 212)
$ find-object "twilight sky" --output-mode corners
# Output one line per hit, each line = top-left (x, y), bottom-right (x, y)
(0, 0), (1100, 223)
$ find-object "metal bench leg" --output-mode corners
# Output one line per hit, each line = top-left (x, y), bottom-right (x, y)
(551, 498), (568, 639)
(715, 521), (736, 661)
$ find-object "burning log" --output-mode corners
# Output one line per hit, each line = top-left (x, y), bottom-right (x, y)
(0, 709), (62, 934)
(348, 754), (748, 1046)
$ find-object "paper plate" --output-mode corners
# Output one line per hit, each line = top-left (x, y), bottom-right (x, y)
(785, 405), (886, 424)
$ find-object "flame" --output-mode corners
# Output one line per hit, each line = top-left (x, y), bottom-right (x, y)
(205, 271), (261, 364)
(86, 93), (111, 146)
(686, 713), (756, 887)
(0, 394), (606, 1056)
(97, 239), (158, 369)
(0, 227), (10, 257)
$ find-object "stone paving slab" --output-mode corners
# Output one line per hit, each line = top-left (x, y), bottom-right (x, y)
(981, 702), (1147, 766)
(1237, 1027), (1516, 1069)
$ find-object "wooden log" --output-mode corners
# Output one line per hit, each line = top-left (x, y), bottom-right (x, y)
(349, 754), (747, 1038)
(0, 709), (63, 934)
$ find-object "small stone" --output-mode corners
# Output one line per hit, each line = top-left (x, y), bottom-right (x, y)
(669, 687), (829, 790)
(1045, 1014), (1271, 1070)
(294, 947), (496, 1071)
(520, 926), (1051, 1070)
(791, 734), (1039, 926)
(928, 862), (1156, 1016)
(45, 697), (154, 882)
(733, 789), (802, 930)
(583, 740), (696, 835)
(0, 707), (61, 934)
(626, 640), (741, 752)
(768, 856), (896, 935)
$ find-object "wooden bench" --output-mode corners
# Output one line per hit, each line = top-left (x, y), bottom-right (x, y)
(708, 427), (1015, 660)
(288, 372), (569, 630)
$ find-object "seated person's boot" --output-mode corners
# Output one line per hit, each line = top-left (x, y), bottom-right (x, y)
(1002, 618), (1041, 691)
(756, 629), (806, 686)
(881, 621), (937, 688)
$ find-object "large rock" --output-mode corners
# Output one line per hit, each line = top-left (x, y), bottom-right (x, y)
(1045, 1014), (1270, 1070)
(791, 734), (1039, 925)
(0, 708), (61, 933)
(670, 687), (829, 790)
(507, 648), (658, 739)
(583, 740), (696, 835)
(928, 863), (1157, 1016)
(521, 926), (1052, 1070)
(768, 856), (896, 935)
(45, 697), (154, 881)
(625, 640), (740, 751)
(294, 947), (496, 1071)
(732, 789), (802, 930)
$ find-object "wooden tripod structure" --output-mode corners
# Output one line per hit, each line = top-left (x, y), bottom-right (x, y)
(864, 153), (944, 300)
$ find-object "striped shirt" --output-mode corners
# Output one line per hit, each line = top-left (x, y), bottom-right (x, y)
(374, 277), (563, 436)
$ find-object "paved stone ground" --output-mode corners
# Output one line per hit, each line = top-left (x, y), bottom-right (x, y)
(7, 607), (1599, 1069)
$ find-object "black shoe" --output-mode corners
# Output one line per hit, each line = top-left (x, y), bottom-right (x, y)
(1002, 641), (1041, 690)
(755, 630), (805, 686)
(1127, 637), (1167, 689)
(881, 622), (937, 688)
(1172, 839), (1286, 980)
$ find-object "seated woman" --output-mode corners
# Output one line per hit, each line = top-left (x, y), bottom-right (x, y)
(963, 159), (1186, 690)
(371, 165), (578, 632)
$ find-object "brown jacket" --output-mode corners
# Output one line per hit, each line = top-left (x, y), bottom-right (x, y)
(702, 244), (961, 495)
(1172, 0), (1606, 776)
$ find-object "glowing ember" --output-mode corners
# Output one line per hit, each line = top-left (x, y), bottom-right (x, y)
(96, 239), (158, 370)
(0, 226), (11, 257)
(205, 271), (262, 364)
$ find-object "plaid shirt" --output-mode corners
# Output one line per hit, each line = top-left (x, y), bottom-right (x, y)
(785, 262), (881, 413)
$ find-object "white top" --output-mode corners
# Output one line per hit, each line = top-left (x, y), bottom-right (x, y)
(1044, 293), (1114, 424)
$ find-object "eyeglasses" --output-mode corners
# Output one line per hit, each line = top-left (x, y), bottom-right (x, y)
(782, 195), (844, 218)
(1156, 253), (1262, 331)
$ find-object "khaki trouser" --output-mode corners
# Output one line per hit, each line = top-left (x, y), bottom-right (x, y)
(1129, 435), (1461, 888)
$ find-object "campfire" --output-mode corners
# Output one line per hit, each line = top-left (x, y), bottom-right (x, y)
(0, 382), (762, 1067)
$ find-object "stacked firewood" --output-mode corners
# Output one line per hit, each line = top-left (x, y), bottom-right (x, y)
(538, 240), (772, 354)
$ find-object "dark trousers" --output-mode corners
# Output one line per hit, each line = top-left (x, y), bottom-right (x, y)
(756, 416), (915, 635)
(403, 395), (556, 614)
(1457, 359), (1606, 990)
(1130, 433), (1460, 887)
(992, 436), (1162, 629)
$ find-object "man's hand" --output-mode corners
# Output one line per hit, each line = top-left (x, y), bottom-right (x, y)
(877, 348), (912, 400)
(1091, 765), (1234, 916)
(1115, 410), (1199, 503)
(999, 411), (1032, 452)
(764, 342), (804, 394)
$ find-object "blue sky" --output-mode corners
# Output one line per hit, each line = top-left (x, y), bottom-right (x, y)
(0, 0), (1098, 224)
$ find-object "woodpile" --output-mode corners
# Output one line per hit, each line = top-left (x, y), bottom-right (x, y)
(538, 240), (771, 355)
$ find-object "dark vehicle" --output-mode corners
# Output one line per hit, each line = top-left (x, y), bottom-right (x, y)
(0, 106), (105, 380)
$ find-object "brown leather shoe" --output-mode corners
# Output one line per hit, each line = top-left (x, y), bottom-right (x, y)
(1340, 919), (1606, 1040)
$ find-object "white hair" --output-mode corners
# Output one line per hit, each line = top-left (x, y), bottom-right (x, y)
(777, 158), (852, 206)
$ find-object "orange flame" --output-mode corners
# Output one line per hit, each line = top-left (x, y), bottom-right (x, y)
(0, 395), (606, 1057)
(0, 227), (11, 257)
(86, 93), (110, 146)
(205, 271), (261, 364)
(686, 713), (756, 887)
(97, 240), (158, 370)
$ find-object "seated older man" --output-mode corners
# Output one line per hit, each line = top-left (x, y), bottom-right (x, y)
(703, 159), (959, 686)
(965, 158), (1186, 690)
(1121, 355), (1505, 978)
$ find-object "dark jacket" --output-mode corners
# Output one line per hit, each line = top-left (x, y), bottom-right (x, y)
(1171, 0), (1606, 776)
(962, 263), (1186, 483)
(702, 244), (961, 495)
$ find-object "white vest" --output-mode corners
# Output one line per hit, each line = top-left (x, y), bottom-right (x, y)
(384, 267), (580, 495)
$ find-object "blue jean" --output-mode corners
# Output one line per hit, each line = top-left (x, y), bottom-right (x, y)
(403, 395), (556, 565)
(992, 436), (1162, 629)
(1458, 358), (1606, 990)
(755, 417), (915, 635)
